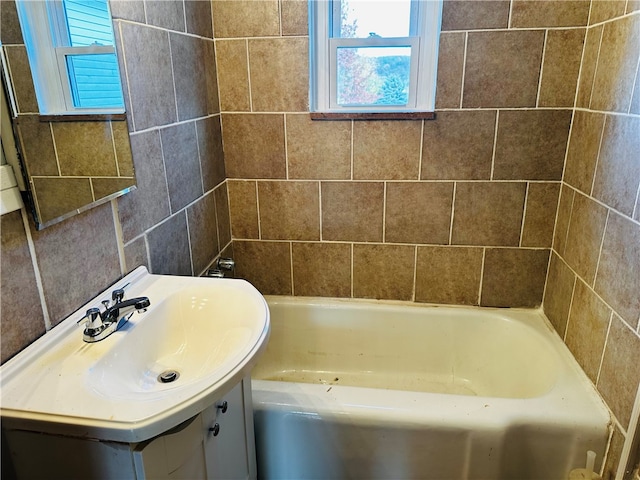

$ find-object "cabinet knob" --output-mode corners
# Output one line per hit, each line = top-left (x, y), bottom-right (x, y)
(217, 401), (228, 414)
(209, 423), (220, 436)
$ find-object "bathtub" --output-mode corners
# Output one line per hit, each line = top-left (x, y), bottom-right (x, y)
(251, 296), (611, 480)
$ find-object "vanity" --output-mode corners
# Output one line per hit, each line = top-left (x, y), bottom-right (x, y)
(0, 267), (270, 479)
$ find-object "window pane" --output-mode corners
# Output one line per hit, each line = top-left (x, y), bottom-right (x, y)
(337, 0), (412, 38)
(66, 54), (124, 108)
(336, 46), (411, 106)
(62, 0), (115, 46)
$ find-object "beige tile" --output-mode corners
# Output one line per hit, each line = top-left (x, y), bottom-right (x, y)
(32, 177), (94, 224)
(112, 120), (134, 177)
(539, 28), (585, 107)
(597, 315), (640, 428)
(53, 122), (118, 177)
(594, 212), (640, 326)
(602, 426), (625, 480)
(563, 192), (608, 284)
(593, 115), (640, 217)
(215, 40), (250, 112)
(493, 110), (571, 181)
(543, 252), (576, 337)
(222, 114), (286, 178)
(435, 32), (465, 109)
(322, 182), (384, 242)
(123, 237), (149, 274)
(421, 110), (495, 180)
(212, 0), (280, 38)
(565, 279), (611, 383)
(353, 244), (415, 301)
(187, 191), (220, 275)
(1, 0), (24, 44)
(463, 30), (544, 108)
(441, 0), (509, 30)
(292, 243), (351, 297)
(249, 38), (309, 112)
(628, 0), (640, 12)
(16, 116), (57, 176)
(564, 111), (605, 194)
(415, 246), (482, 305)
(147, 213), (192, 276)
(510, 0), (590, 27)
(353, 121), (421, 180)
(227, 180), (259, 239)
(589, 0), (626, 24)
(233, 241), (292, 295)
(576, 25), (604, 109)
(385, 182), (454, 245)
(4, 45), (38, 113)
(214, 183), (231, 248)
(92, 178), (135, 200)
(258, 181), (320, 241)
(281, 0), (308, 36)
(451, 182), (526, 246)
(521, 183), (560, 248)
(481, 248), (549, 307)
(286, 114), (351, 180)
(553, 184), (575, 256)
(591, 14), (640, 113)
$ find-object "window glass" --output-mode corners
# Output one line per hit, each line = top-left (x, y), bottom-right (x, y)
(62, 0), (115, 47)
(337, 0), (412, 38)
(66, 54), (124, 108)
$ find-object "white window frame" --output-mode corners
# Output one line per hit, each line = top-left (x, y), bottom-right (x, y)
(14, 0), (124, 115)
(310, 0), (443, 114)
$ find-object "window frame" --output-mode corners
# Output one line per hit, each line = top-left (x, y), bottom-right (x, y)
(309, 0), (443, 116)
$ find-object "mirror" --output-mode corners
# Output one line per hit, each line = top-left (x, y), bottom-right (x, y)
(0, 0), (135, 229)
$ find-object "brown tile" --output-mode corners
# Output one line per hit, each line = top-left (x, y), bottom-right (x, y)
(463, 30), (544, 108)
(602, 426), (625, 480)
(481, 248), (550, 307)
(563, 193), (608, 284)
(521, 182), (560, 248)
(353, 121), (421, 180)
(249, 38), (308, 112)
(185, 0), (213, 38)
(493, 110), (571, 181)
(123, 237), (149, 274)
(281, 0), (308, 35)
(147, 213), (192, 276)
(576, 25), (604, 108)
(32, 177), (94, 224)
(553, 184), (575, 256)
(543, 252), (576, 337)
(1, 211), (45, 363)
(415, 246), (482, 305)
(188, 191), (220, 275)
(170, 33), (209, 121)
(233, 241), (292, 295)
(160, 122), (203, 213)
(16, 116), (57, 176)
(421, 110), (495, 180)
(4, 46), (38, 113)
(31, 202), (121, 324)
(53, 122), (118, 176)
(120, 22), (176, 130)
(258, 181), (320, 241)
(196, 115), (225, 192)
(211, 0), (280, 38)
(628, 0), (640, 12)
(286, 114), (351, 180)
(92, 177), (136, 200)
(565, 279), (611, 382)
(435, 32), (465, 109)
(1, 0), (23, 44)
(597, 315), (640, 428)
(109, 1), (146, 22)
(144, 0), (185, 31)
(441, 0), (510, 30)
(322, 182), (384, 242)
(292, 243), (351, 297)
(385, 182), (454, 244)
(510, 1), (590, 27)
(214, 183), (231, 248)
(227, 180), (259, 239)
(215, 40), (250, 112)
(591, 14), (640, 113)
(564, 111), (605, 194)
(595, 212), (640, 326)
(593, 115), (640, 217)
(451, 182), (526, 246)
(112, 120), (134, 177)
(590, 0), (626, 24)
(117, 130), (171, 242)
(353, 244), (415, 301)
(539, 28), (585, 107)
(222, 114), (286, 179)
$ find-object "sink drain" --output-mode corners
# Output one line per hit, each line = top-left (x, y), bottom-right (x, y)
(158, 370), (180, 383)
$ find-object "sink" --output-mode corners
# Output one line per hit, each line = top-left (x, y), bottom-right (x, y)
(0, 267), (270, 442)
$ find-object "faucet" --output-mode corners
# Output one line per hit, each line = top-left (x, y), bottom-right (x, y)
(79, 288), (150, 343)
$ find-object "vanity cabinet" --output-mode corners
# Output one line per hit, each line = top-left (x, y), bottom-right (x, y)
(4, 377), (257, 480)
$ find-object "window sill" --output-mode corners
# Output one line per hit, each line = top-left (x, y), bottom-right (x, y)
(310, 111), (435, 121)
(39, 113), (127, 122)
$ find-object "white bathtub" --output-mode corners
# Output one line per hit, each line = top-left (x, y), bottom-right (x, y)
(251, 296), (611, 480)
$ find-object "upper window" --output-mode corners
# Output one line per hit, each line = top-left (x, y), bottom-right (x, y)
(309, 0), (443, 116)
(15, 0), (124, 115)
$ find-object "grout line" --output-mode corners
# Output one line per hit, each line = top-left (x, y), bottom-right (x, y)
(212, 183), (222, 255)
(167, 31), (180, 122)
(448, 182), (457, 245)
(142, 0), (148, 25)
(382, 182), (387, 243)
(629, 48), (640, 115)
(284, 114), (289, 180)
(184, 209), (195, 276)
(588, 25), (605, 109)
(633, 180), (640, 221)
(21, 208), (51, 331)
(289, 242), (294, 295)
(477, 247), (486, 306)
(490, 110), (500, 180)
(561, 189), (576, 257)
(507, 0), (514, 29)
(350, 121), (354, 180)
(246, 39), (253, 111)
(417, 120), (424, 180)
(350, 243), (354, 298)
(144, 234), (151, 272)
(157, 131), (173, 215)
(590, 114), (608, 196)
(278, 0), (283, 37)
(536, 29), (549, 107)
(411, 245), (418, 302)
(109, 122), (121, 177)
(193, 122), (205, 196)
(117, 22), (136, 132)
(563, 275), (578, 342)
(49, 123), (62, 176)
(460, 32), (468, 109)
(88, 178), (96, 202)
(181, 0), (187, 33)
(255, 180), (262, 239)
(592, 209), (610, 288)
(595, 313), (614, 387)
(110, 199), (127, 276)
(318, 181), (323, 241)
(519, 182), (530, 247)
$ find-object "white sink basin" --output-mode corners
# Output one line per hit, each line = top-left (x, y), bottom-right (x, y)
(0, 267), (270, 442)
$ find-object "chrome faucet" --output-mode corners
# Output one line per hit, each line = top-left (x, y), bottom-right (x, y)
(79, 288), (150, 343)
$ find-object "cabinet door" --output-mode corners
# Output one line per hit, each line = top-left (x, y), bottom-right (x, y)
(204, 381), (251, 480)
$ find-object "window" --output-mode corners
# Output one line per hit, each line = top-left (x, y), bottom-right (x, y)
(309, 0), (442, 117)
(15, 0), (124, 115)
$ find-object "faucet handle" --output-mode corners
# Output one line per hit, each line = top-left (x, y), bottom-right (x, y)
(112, 288), (125, 303)
(79, 307), (103, 330)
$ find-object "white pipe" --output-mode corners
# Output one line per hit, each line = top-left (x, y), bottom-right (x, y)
(617, 382), (640, 479)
